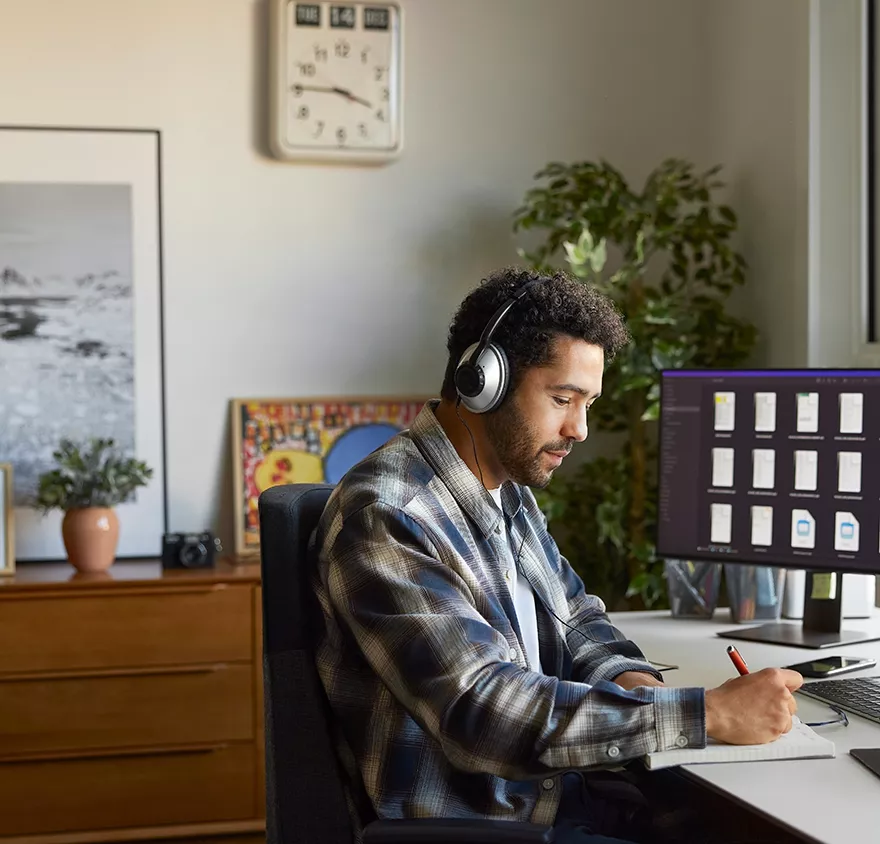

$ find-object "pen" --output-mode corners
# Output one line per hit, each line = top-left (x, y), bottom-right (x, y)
(727, 644), (750, 676)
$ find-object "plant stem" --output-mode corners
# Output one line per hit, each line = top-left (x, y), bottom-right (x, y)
(627, 277), (647, 602)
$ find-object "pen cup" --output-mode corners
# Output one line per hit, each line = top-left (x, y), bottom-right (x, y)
(723, 564), (786, 623)
(665, 560), (722, 619)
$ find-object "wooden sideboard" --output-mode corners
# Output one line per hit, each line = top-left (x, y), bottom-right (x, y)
(0, 559), (265, 844)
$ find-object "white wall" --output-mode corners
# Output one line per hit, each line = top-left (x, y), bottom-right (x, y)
(0, 0), (709, 545)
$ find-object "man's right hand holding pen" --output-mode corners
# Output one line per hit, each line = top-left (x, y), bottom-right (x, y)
(703, 645), (804, 745)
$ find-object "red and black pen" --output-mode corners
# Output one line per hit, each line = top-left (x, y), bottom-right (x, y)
(726, 644), (750, 676)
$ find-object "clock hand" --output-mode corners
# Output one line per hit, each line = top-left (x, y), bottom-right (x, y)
(331, 86), (373, 108)
(291, 83), (337, 94)
(290, 82), (373, 108)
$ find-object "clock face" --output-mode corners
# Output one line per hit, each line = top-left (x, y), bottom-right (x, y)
(271, 2), (402, 162)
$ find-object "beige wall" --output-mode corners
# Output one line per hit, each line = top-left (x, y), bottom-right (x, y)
(0, 0), (710, 543)
(705, 0), (810, 368)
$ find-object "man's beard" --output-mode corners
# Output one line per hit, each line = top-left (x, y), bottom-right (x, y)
(483, 397), (571, 488)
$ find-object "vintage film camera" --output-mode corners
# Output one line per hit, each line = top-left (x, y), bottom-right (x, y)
(161, 531), (222, 570)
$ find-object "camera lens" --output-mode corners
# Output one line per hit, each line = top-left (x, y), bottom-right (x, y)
(179, 540), (207, 568)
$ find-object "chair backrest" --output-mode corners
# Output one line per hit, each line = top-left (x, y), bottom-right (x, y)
(259, 483), (354, 844)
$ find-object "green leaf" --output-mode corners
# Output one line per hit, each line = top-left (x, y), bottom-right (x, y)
(511, 157), (754, 610)
(590, 238), (608, 273)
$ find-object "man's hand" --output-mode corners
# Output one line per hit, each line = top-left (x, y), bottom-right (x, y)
(613, 671), (665, 690)
(705, 667), (803, 745)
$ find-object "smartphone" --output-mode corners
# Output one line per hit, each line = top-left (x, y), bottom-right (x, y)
(784, 655), (877, 678)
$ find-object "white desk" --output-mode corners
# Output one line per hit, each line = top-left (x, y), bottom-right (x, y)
(609, 609), (880, 844)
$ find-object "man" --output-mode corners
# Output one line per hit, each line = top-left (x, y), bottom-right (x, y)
(312, 268), (802, 843)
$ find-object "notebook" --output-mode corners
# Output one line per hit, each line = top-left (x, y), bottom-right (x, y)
(643, 718), (835, 770)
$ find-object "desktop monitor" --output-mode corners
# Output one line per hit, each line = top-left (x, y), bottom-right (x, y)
(657, 368), (880, 648)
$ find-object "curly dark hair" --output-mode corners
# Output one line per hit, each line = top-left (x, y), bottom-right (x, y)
(440, 267), (631, 402)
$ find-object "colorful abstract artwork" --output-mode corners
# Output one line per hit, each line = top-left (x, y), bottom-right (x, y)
(230, 397), (425, 555)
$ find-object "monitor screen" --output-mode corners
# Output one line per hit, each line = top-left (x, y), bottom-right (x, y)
(657, 369), (880, 575)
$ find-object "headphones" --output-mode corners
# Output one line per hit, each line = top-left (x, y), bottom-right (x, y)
(453, 279), (542, 414)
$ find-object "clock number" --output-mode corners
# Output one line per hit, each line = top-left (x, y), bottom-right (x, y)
(361, 47), (371, 64)
(363, 7), (390, 31)
(297, 105), (310, 120)
(335, 39), (351, 59)
(375, 109), (386, 122)
(336, 127), (347, 144)
(330, 5), (356, 28)
(374, 66), (387, 82)
(291, 84), (303, 97)
(314, 121), (325, 138)
(358, 122), (368, 138)
(381, 87), (389, 101)
(298, 62), (317, 77)
(314, 45), (328, 62)
(295, 4), (321, 27)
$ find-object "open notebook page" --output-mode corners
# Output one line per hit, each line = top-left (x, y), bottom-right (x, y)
(643, 718), (835, 771)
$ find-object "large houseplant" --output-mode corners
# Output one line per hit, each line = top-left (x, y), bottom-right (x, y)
(514, 158), (757, 609)
(36, 438), (153, 572)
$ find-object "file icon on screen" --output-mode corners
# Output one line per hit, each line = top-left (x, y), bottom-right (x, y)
(710, 503), (733, 544)
(794, 450), (818, 491)
(835, 511), (860, 552)
(796, 392), (820, 433)
(712, 447), (735, 488)
(714, 392), (736, 431)
(751, 506), (774, 546)
(791, 509), (816, 549)
(752, 449), (775, 489)
(754, 392), (777, 432)
(839, 393), (864, 434)
(838, 452), (862, 494)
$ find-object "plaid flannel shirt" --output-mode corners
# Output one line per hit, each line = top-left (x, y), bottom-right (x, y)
(312, 400), (706, 830)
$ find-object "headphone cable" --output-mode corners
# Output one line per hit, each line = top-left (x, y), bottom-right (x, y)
(454, 399), (590, 648)
(455, 397), (485, 487)
(512, 501), (591, 646)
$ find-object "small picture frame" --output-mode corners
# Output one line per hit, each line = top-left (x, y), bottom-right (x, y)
(0, 463), (14, 576)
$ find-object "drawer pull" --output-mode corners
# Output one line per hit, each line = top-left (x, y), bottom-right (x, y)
(0, 742), (230, 764)
(8, 583), (231, 601)
(0, 662), (233, 683)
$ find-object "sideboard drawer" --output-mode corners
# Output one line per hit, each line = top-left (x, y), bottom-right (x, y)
(0, 742), (256, 836)
(0, 662), (254, 756)
(0, 584), (252, 674)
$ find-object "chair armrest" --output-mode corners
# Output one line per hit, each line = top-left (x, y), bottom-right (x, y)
(363, 818), (554, 843)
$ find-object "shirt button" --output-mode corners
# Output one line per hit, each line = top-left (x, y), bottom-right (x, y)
(542, 778), (555, 790)
(675, 734), (689, 748)
(505, 569), (512, 581)
(494, 524), (502, 534)
(509, 648), (518, 661)
(607, 746), (621, 759)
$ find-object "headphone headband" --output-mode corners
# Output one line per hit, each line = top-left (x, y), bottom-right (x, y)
(464, 278), (542, 370)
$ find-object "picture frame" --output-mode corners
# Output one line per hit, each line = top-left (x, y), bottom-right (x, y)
(231, 396), (427, 556)
(0, 126), (167, 560)
(0, 463), (14, 576)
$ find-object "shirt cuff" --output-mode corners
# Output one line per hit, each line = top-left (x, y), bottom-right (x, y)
(588, 656), (665, 685)
(651, 686), (707, 751)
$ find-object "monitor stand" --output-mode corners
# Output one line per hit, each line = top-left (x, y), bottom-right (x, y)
(717, 572), (880, 649)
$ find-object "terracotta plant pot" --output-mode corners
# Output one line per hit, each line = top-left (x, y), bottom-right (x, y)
(61, 508), (120, 573)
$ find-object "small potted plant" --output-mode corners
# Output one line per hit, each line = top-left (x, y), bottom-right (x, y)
(36, 438), (153, 573)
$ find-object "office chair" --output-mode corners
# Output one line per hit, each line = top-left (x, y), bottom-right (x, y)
(258, 483), (555, 844)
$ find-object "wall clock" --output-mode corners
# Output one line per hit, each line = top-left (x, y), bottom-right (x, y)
(269, 1), (403, 164)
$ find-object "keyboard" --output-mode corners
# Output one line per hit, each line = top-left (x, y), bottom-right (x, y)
(799, 677), (880, 725)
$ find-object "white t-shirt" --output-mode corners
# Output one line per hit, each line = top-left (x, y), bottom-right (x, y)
(488, 487), (543, 673)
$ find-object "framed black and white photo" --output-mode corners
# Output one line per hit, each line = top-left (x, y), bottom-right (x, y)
(0, 463), (12, 575)
(0, 127), (167, 560)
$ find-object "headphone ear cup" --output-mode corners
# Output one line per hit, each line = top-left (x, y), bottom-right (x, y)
(455, 343), (509, 414)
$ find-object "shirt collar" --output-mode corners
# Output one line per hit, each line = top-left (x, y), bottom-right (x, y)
(411, 400), (523, 537)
